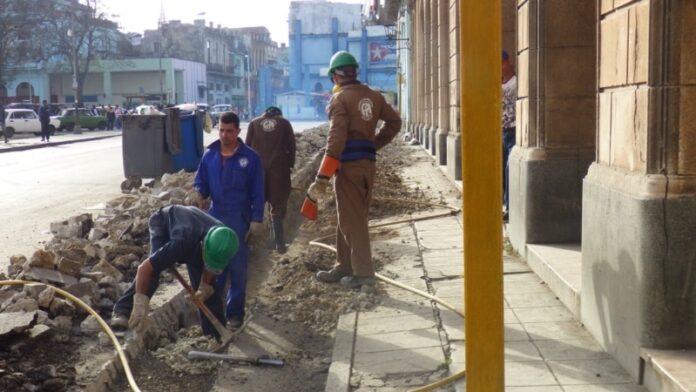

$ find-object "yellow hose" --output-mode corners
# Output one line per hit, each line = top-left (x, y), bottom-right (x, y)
(308, 199), (466, 391)
(0, 280), (142, 392)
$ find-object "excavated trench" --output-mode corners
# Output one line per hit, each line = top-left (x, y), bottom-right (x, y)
(0, 124), (429, 392)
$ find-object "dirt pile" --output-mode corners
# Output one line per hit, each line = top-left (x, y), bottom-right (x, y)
(0, 170), (200, 391)
(260, 139), (432, 336)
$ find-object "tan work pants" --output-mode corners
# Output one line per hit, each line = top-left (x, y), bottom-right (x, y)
(334, 160), (376, 277)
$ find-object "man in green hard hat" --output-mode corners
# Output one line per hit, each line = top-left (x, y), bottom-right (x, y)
(306, 50), (402, 289)
(111, 205), (239, 337)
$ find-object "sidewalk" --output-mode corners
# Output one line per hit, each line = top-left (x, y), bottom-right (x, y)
(0, 130), (120, 153)
(326, 145), (647, 391)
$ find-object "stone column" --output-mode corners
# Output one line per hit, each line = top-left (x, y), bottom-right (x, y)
(508, 0), (596, 250)
(581, 0), (696, 379)
(422, 0), (431, 150)
(414, 0), (424, 143)
(428, 0), (439, 156)
(445, 0), (461, 180)
(436, 0), (450, 166)
(103, 71), (112, 105)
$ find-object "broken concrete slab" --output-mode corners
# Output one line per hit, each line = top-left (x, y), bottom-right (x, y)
(24, 267), (78, 286)
(5, 298), (39, 313)
(0, 311), (37, 336)
(29, 250), (56, 269)
(91, 260), (123, 281)
(38, 287), (55, 308)
(57, 257), (83, 277)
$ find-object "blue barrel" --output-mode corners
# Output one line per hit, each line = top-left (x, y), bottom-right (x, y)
(172, 113), (204, 172)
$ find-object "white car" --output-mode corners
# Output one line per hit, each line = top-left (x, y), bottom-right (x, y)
(2, 109), (60, 139)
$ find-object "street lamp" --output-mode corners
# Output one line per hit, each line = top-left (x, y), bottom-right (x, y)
(244, 54), (251, 119)
(67, 28), (82, 134)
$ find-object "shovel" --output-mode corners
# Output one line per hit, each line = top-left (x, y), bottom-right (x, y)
(170, 268), (235, 353)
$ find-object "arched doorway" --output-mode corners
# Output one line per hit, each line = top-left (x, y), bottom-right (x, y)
(15, 82), (34, 101)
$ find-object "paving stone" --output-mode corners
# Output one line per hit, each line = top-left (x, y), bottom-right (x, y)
(505, 360), (558, 386)
(506, 387), (563, 391)
(505, 280), (549, 294)
(524, 321), (593, 341)
(505, 323), (531, 342)
(352, 346), (445, 376)
(355, 329), (441, 353)
(358, 313), (436, 335)
(505, 291), (563, 308)
(505, 340), (543, 361)
(548, 358), (634, 385)
(563, 384), (647, 391)
(534, 338), (611, 361)
(513, 306), (575, 323)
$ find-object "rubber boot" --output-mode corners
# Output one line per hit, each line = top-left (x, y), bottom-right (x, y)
(273, 219), (287, 254)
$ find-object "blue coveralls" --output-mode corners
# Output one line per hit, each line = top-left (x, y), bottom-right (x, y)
(194, 138), (264, 322)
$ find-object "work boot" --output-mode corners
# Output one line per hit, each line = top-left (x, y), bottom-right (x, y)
(340, 275), (376, 289)
(227, 318), (243, 330)
(110, 312), (129, 331)
(316, 268), (350, 283)
(273, 219), (287, 254)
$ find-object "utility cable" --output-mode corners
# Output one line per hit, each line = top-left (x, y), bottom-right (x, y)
(308, 198), (466, 391)
(0, 280), (142, 392)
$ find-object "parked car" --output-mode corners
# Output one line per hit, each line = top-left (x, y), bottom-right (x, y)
(209, 104), (232, 126)
(55, 108), (107, 131)
(2, 109), (60, 139)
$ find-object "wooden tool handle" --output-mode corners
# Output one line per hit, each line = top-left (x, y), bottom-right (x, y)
(170, 268), (229, 338)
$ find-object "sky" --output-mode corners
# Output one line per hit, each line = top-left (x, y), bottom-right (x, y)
(99, 0), (368, 45)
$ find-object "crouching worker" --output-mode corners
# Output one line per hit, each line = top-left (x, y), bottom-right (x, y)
(110, 205), (239, 338)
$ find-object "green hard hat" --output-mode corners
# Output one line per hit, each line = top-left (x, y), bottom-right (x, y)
(328, 51), (359, 75)
(203, 225), (238, 273)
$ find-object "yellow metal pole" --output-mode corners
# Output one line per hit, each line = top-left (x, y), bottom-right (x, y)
(460, 0), (504, 391)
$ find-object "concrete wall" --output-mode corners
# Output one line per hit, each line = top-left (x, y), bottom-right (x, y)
(582, 0), (696, 380)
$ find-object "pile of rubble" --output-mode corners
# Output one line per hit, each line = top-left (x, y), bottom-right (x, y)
(0, 123), (332, 391)
(262, 139), (433, 335)
(0, 170), (202, 391)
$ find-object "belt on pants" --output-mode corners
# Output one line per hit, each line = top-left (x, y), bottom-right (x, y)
(340, 139), (376, 162)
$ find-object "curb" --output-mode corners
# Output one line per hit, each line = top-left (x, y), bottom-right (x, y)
(325, 312), (357, 392)
(0, 133), (120, 154)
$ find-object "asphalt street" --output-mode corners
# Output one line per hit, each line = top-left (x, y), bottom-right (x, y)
(0, 121), (325, 273)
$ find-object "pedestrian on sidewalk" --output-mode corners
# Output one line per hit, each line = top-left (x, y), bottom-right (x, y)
(193, 111), (265, 329)
(502, 50), (517, 222)
(0, 104), (6, 144)
(111, 205), (239, 337)
(245, 106), (296, 254)
(308, 51), (402, 289)
(114, 104), (123, 130)
(106, 105), (115, 130)
(39, 100), (51, 142)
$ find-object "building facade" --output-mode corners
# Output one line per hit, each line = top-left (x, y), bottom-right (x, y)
(398, 1), (696, 390)
(288, 0), (399, 120)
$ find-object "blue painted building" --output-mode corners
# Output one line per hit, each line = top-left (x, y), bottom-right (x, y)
(286, 1), (399, 120)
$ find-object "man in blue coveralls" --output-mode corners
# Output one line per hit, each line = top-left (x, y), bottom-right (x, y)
(194, 111), (265, 329)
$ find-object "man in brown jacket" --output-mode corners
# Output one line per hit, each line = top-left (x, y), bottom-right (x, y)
(307, 51), (402, 289)
(246, 106), (296, 254)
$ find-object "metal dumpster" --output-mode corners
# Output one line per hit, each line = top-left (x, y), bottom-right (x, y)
(121, 108), (202, 190)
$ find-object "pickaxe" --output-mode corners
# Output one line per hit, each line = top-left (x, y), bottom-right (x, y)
(170, 268), (235, 353)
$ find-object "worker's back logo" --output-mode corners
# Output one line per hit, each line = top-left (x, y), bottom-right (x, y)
(358, 98), (374, 121)
(261, 118), (276, 132)
(239, 157), (249, 168)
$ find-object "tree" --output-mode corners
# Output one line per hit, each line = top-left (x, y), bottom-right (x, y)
(0, 0), (49, 95)
(41, 0), (114, 132)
